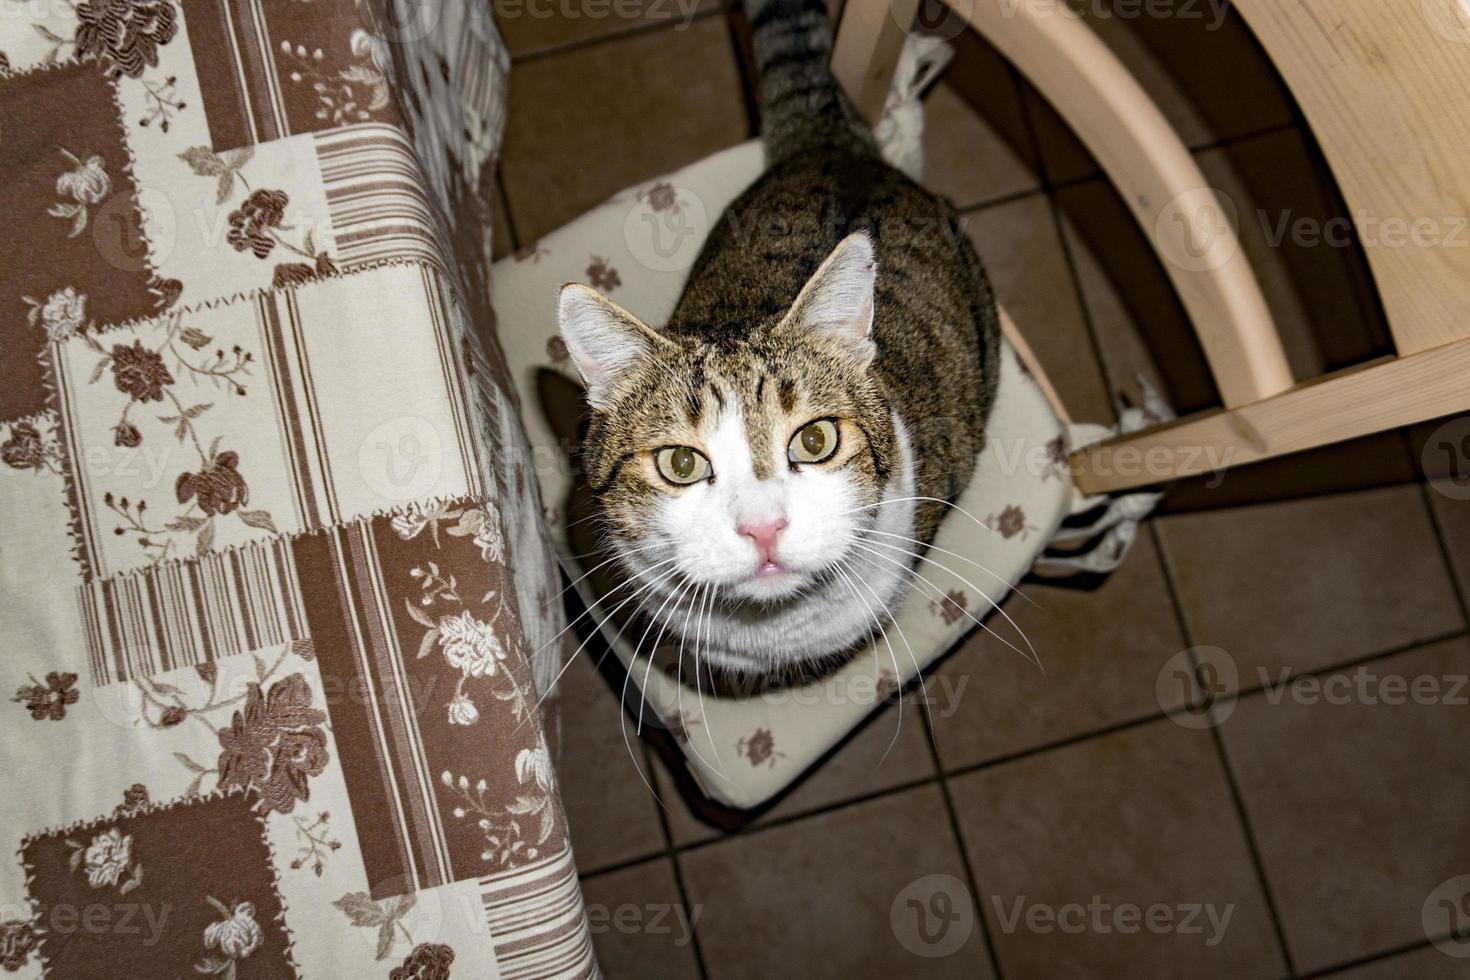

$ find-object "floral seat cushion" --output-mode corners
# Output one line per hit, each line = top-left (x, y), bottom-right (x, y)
(493, 140), (1075, 808)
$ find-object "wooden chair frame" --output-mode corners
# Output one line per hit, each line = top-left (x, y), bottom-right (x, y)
(832, 0), (1470, 494)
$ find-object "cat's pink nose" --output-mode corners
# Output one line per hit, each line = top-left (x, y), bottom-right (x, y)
(738, 517), (789, 563)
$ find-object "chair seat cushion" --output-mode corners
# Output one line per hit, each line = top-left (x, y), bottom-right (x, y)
(493, 141), (1074, 808)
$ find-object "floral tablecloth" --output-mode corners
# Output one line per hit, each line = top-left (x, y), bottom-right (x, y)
(0, 0), (595, 976)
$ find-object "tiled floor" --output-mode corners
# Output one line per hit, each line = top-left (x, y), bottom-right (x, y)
(495, 4), (1470, 977)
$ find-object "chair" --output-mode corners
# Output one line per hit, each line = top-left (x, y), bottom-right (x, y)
(834, 0), (1470, 493)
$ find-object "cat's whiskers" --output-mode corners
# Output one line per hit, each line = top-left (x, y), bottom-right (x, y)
(830, 558), (908, 764)
(696, 581), (733, 776)
(838, 495), (997, 537)
(528, 557), (683, 721)
(617, 571), (698, 807)
(848, 538), (1043, 675)
(858, 528), (1042, 610)
(840, 550), (939, 748)
(850, 531), (1042, 668)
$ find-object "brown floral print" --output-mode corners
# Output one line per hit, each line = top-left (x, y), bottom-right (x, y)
(639, 181), (678, 212)
(196, 897), (262, 977)
(227, 189), (289, 258)
(334, 891), (418, 961)
(215, 672), (331, 814)
(49, 149), (111, 238)
(585, 256), (620, 292)
(1, 421), (60, 473)
(66, 827), (143, 893)
(281, 36), (392, 127)
(288, 811), (341, 876)
(109, 339), (174, 402)
(12, 671), (80, 721)
(84, 315), (276, 563)
(138, 73), (187, 131)
(391, 943), (455, 980)
(736, 727), (784, 769)
(929, 589), (969, 625)
(74, 0), (178, 78)
(117, 783), (151, 813)
(0, 920), (36, 972)
(989, 504), (1035, 541)
(176, 450), (249, 516)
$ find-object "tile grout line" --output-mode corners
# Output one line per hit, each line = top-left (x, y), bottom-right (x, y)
(642, 743), (713, 979)
(1415, 480), (1470, 631)
(1148, 521), (1299, 977)
(920, 712), (1006, 979)
(1009, 50), (1301, 972)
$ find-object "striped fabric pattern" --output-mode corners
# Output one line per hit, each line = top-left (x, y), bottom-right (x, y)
(483, 849), (601, 980)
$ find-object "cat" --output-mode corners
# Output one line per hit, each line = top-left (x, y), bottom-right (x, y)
(557, 0), (1000, 679)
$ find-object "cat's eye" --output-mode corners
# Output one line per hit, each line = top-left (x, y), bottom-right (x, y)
(654, 446), (712, 485)
(788, 419), (839, 464)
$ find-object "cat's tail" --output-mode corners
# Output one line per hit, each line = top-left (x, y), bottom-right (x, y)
(746, 0), (879, 164)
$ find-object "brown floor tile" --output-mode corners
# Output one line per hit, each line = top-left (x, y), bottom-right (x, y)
(557, 654), (670, 872)
(928, 531), (1186, 770)
(963, 194), (1114, 423)
(1324, 944), (1470, 980)
(1196, 128), (1391, 376)
(653, 691), (937, 846)
(500, 0), (724, 60)
(1157, 433), (1420, 513)
(1220, 639), (1470, 973)
(1013, 4), (1294, 186)
(1426, 482), (1470, 611)
(1155, 486), (1463, 687)
(1054, 176), (1220, 414)
(499, 17), (750, 243)
(949, 719), (1284, 979)
(921, 81), (1038, 211)
(580, 858), (704, 979)
(680, 784), (995, 979)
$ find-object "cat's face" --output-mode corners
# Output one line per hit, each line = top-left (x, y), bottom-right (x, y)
(560, 234), (898, 620)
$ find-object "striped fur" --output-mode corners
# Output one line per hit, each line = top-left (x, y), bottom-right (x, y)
(559, 0), (1000, 674)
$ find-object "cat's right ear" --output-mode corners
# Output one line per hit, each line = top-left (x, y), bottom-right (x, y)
(558, 284), (669, 410)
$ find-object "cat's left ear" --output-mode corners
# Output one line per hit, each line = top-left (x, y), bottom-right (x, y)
(784, 232), (877, 366)
(558, 284), (672, 410)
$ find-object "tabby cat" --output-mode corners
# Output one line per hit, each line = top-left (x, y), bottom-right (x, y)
(558, 0), (1000, 678)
